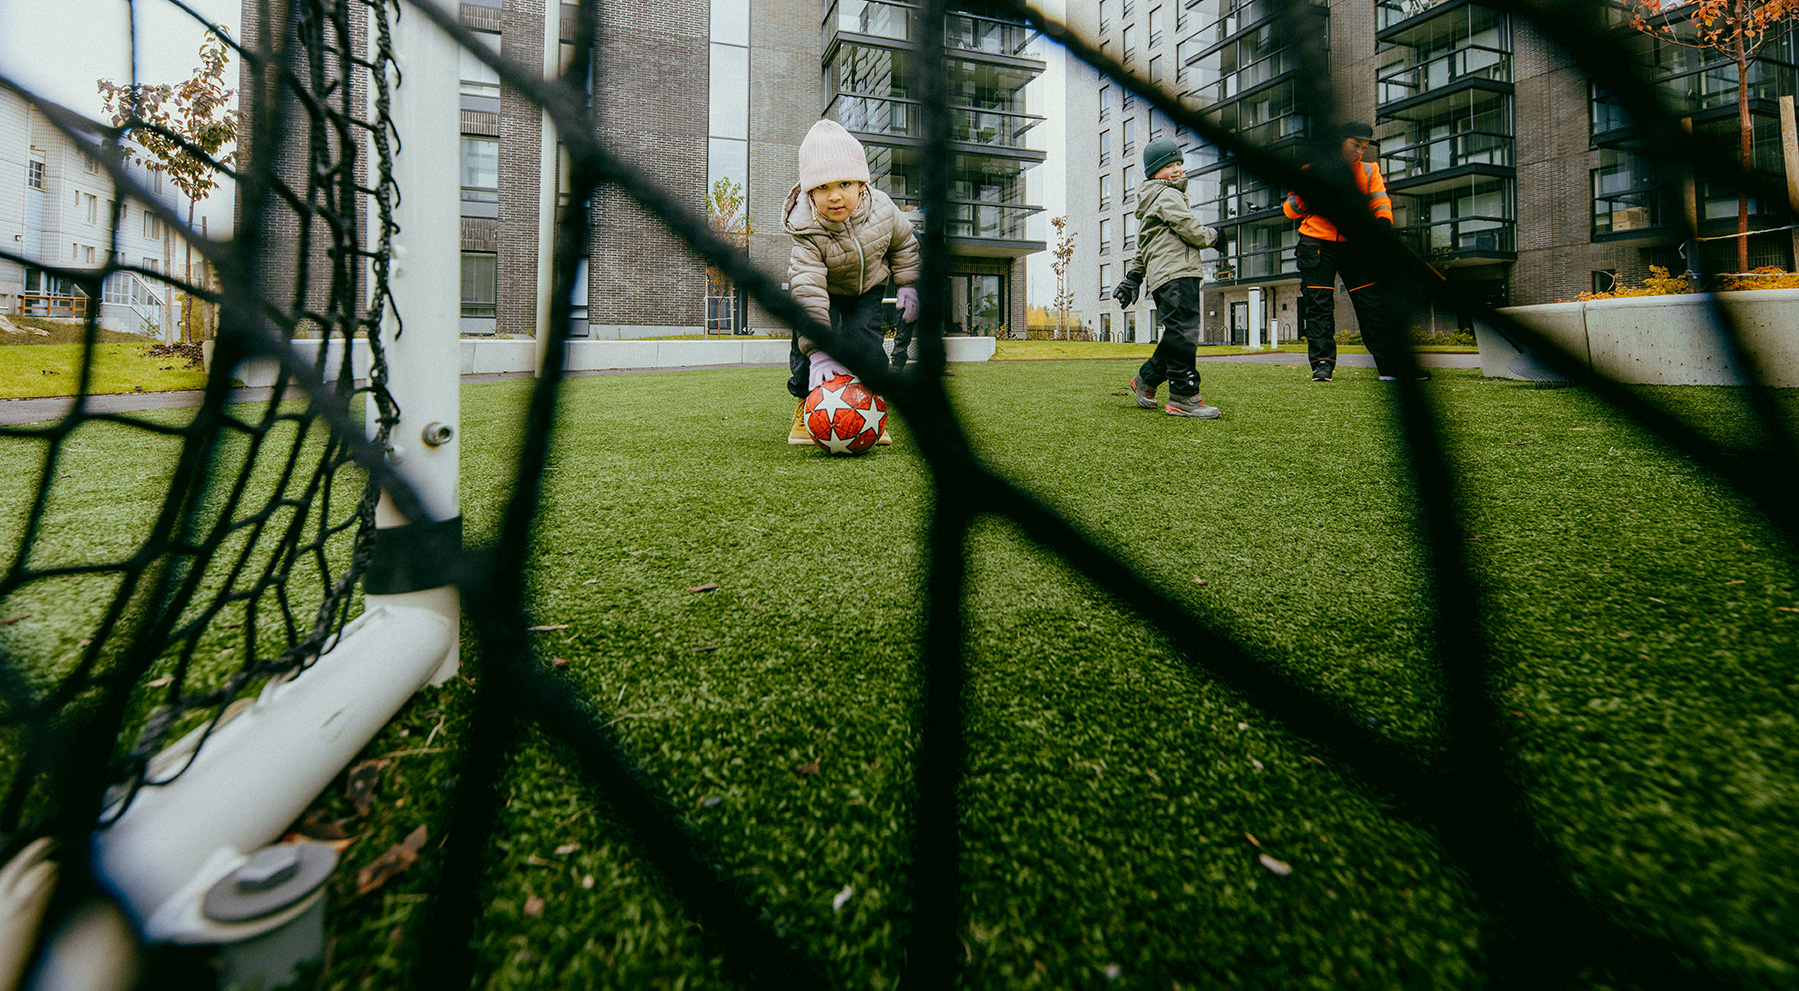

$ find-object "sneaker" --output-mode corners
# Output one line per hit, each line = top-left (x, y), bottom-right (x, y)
(788, 399), (812, 445)
(1129, 376), (1159, 408)
(1312, 371), (1333, 382)
(875, 431), (892, 445)
(1165, 394), (1222, 419)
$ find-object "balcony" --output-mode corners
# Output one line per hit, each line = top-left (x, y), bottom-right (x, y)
(889, 195), (1043, 249)
(1398, 214), (1515, 260)
(825, 0), (1037, 59)
(829, 94), (1045, 153)
(1377, 44), (1510, 109)
(1195, 45), (1303, 107)
(1192, 0), (1326, 49)
(1380, 128), (1512, 183)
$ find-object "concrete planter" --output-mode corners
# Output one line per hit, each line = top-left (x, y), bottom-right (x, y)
(207, 336), (999, 388)
(1479, 289), (1799, 387)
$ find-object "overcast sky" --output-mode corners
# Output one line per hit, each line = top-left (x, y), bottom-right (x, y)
(0, 0), (241, 230)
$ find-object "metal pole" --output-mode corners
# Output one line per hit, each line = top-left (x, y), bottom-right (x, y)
(367, 0), (462, 684)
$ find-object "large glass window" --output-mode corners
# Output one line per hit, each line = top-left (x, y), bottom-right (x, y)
(458, 32), (501, 96)
(1592, 149), (1662, 237)
(460, 137), (499, 202)
(1123, 117), (1136, 154)
(1149, 6), (1163, 45)
(461, 252), (497, 318)
(1099, 217), (1112, 255)
(950, 274), (1004, 335)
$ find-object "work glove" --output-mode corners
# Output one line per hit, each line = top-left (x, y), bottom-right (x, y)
(896, 286), (919, 322)
(1112, 274), (1141, 308)
(807, 351), (852, 390)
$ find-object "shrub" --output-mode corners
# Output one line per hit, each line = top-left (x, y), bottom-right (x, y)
(1576, 265), (1698, 301)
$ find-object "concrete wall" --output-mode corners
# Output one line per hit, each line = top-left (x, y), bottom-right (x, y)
(214, 336), (999, 387)
(1480, 289), (1799, 386)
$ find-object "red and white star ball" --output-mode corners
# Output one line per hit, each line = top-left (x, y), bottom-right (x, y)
(804, 374), (887, 455)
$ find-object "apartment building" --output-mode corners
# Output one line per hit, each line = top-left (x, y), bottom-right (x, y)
(1064, 0), (1797, 345)
(439, 0), (1046, 340)
(1, 86), (180, 337)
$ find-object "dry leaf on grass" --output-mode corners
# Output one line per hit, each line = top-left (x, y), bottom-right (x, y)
(687, 583), (720, 593)
(355, 825), (428, 895)
(1258, 853), (1293, 876)
(551, 657), (570, 669)
(527, 624), (570, 632)
(345, 760), (389, 817)
(795, 761), (820, 775)
(523, 895), (545, 917)
(554, 843), (579, 856)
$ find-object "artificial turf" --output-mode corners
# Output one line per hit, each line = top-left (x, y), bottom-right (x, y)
(4, 358), (1797, 989)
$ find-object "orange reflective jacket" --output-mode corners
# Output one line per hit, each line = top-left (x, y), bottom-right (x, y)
(1282, 160), (1393, 241)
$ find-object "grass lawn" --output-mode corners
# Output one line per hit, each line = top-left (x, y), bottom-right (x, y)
(0, 342), (210, 399)
(3, 360), (1796, 989)
(989, 339), (1478, 361)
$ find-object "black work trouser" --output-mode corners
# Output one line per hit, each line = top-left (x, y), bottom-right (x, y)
(787, 286), (890, 398)
(1135, 276), (1203, 398)
(1295, 234), (1403, 377)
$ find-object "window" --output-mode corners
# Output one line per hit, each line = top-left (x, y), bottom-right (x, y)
(143, 213), (162, 240)
(1099, 130), (1111, 167)
(459, 31), (502, 96)
(1123, 118), (1135, 154)
(1098, 0), (1109, 28)
(1122, 24), (1135, 58)
(1100, 312), (1112, 340)
(85, 193), (97, 225)
(1099, 218), (1112, 255)
(1099, 85), (1111, 121)
(1124, 214), (1138, 250)
(27, 160), (44, 189)
(1099, 263), (1112, 295)
(151, 171), (162, 193)
(1125, 167), (1138, 202)
(84, 245), (96, 264)
(142, 257), (159, 274)
(461, 252), (498, 317)
(1149, 6), (1163, 45)
(1593, 270), (1617, 294)
(1125, 311), (1137, 341)
(1150, 55), (1162, 83)
(460, 136), (499, 203)
(1099, 173), (1112, 209)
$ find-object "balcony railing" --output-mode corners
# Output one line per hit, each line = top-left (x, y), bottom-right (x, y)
(16, 294), (90, 320)
(890, 195), (1040, 241)
(830, 94), (1043, 150)
(1377, 0), (1452, 31)
(1193, 0), (1326, 47)
(826, 0), (1036, 58)
(1593, 186), (1664, 237)
(1380, 129), (1514, 181)
(1398, 215), (1516, 255)
(1198, 47), (1302, 105)
(1377, 44), (1511, 105)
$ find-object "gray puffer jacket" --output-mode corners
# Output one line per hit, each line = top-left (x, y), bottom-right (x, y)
(784, 182), (921, 354)
(1126, 177), (1217, 294)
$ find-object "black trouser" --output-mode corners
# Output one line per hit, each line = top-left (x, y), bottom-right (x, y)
(1295, 234), (1402, 377)
(787, 286), (890, 398)
(1136, 276), (1203, 398)
(890, 318), (917, 370)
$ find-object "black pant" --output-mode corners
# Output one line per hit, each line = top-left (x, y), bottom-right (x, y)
(1295, 234), (1402, 377)
(787, 287), (890, 398)
(1136, 276), (1203, 398)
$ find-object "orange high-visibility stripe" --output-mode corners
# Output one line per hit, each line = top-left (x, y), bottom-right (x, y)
(1348, 281), (1377, 292)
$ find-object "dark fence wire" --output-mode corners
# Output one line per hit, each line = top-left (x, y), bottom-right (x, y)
(0, 0), (1794, 987)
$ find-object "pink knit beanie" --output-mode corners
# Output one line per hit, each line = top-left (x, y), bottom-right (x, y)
(798, 119), (871, 192)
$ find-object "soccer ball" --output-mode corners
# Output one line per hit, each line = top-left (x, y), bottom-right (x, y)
(804, 374), (887, 455)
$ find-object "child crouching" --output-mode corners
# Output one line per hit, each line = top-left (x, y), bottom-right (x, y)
(783, 119), (920, 443)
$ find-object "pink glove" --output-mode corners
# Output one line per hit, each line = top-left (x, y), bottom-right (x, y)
(896, 286), (919, 323)
(807, 351), (851, 390)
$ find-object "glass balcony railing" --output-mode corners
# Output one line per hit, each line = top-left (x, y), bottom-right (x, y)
(890, 194), (1039, 241)
(829, 94), (1043, 150)
(826, 0), (1036, 58)
(1398, 215), (1515, 254)
(1593, 186), (1664, 237)
(1377, 45), (1511, 104)
(1192, 0), (1325, 47)
(1377, 0), (1452, 32)
(1380, 129), (1513, 181)
(1196, 48), (1303, 105)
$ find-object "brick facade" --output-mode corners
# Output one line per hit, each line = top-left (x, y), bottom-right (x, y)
(496, 0), (546, 335)
(745, 0), (822, 332)
(589, 0), (708, 330)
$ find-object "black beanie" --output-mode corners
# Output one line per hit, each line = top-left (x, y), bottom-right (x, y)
(1339, 121), (1375, 141)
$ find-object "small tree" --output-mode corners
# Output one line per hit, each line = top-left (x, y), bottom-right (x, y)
(1628, 0), (1799, 272)
(99, 30), (239, 344)
(1050, 215), (1077, 340)
(705, 177), (754, 336)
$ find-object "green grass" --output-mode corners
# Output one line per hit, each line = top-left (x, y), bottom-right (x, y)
(4, 361), (1797, 989)
(0, 342), (210, 398)
(991, 339), (1477, 361)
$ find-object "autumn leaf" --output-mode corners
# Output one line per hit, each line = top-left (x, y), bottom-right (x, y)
(1259, 853), (1293, 876)
(523, 895), (545, 917)
(795, 761), (821, 775)
(355, 825), (428, 895)
(687, 583), (720, 594)
(345, 760), (389, 817)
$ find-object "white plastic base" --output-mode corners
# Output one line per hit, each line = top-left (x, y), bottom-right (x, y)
(92, 604), (455, 934)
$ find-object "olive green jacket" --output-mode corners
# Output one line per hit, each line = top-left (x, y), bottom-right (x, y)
(1126, 177), (1217, 293)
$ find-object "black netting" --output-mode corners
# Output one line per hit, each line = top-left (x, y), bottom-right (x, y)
(1, 0), (1796, 987)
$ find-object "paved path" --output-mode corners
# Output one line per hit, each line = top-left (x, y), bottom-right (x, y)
(0, 353), (1482, 427)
